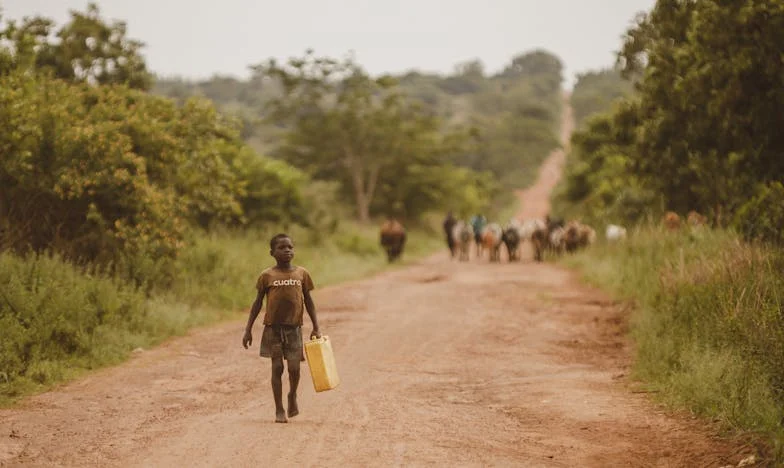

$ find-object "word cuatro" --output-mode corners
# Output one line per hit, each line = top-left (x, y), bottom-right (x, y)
(272, 279), (302, 286)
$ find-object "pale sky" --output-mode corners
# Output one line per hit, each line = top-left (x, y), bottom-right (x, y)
(0, 0), (655, 88)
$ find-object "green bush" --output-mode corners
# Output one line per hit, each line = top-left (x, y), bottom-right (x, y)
(0, 251), (149, 400)
(0, 71), (310, 289)
(734, 181), (784, 245)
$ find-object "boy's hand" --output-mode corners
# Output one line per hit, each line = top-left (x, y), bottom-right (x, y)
(310, 328), (322, 339)
(242, 330), (253, 349)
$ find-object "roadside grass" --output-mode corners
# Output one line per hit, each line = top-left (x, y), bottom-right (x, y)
(558, 225), (784, 461)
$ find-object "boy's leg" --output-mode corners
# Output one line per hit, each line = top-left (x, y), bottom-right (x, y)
(271, 357), (287, 423)
(287, 358), (301, 418)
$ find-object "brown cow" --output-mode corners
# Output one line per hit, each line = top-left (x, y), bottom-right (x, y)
(531, 216), (565, 262)
(663, 211), (681, 231)
(687, 210), (707, 227)
(564, 221), (582, 253)
(380, 218), (406, 263)
(564, 221), (596, 252)
(480, 223), (503, 262)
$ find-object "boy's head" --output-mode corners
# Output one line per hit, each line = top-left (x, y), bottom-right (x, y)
(270, 233), (291, 251)
(269, 233), (294, 264)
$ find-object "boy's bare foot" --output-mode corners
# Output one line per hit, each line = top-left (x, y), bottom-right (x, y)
(287, 393), (299, 418)
(275, 409), (288, 423)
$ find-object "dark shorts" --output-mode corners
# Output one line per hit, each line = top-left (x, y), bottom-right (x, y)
(260, 325), (304, 362)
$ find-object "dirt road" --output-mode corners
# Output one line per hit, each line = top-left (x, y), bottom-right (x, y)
(0, 98), (752, 467)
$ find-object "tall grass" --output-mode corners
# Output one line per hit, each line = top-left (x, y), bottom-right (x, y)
(0, 220), (443, 405)
(0, 252), (152, 401)
(560, 226), (784, 459)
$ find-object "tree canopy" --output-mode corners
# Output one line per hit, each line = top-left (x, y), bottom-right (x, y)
(570, 68), (634, 129)
(0, 6), (310, 283)
(0, 3), (152, 89)
(253, 50), (497, 222)
(555, 0), (784, 241)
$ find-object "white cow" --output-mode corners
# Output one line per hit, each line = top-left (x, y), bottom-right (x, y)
(606, 224), (627, 242)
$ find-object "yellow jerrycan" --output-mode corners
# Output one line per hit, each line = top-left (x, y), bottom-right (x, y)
(304, 335), (340, 392)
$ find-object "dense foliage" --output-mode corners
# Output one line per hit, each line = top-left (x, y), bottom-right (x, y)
(0, 3), (151, 89)
(570, 68), (634, 129)
(555, 0), (784, 244)
(0, 6), (309, 283)
(254, 51), (499, 221)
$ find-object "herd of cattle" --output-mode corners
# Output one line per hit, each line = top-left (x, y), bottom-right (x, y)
(379, 209), (707, 264)
(448, 216), (599, 263)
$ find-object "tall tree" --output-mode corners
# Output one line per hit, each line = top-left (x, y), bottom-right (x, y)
(499, 49), (564, 96)
(571, 68), (634, 128)
(255, 50), (470, 222)
(0, 3), (151, 89)
(618, 0), (784, 222)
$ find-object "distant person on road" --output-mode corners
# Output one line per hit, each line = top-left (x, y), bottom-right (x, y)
(470, 213), (487, 257)
(443, 211), (457, 258)
(242, 233), (321, 423)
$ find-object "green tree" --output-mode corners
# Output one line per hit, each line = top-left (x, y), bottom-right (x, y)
(498, 49), (564, 96)
(0, 69), (307, 282)
(553, 101), (654, 225)
(256, 50), (481, 222)
(0, 3), (151, 89)
(561, 0), (784, 228)
(617, 0), (784, 223)
(571, 68), (634, 128)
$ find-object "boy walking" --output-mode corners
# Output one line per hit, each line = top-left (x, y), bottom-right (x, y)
(242, 233), (321, 423)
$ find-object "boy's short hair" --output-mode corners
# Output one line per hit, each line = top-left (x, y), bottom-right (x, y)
(270, 233), (292, 250)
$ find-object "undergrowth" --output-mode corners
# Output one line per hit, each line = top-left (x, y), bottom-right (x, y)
(560, 225), (784, 461)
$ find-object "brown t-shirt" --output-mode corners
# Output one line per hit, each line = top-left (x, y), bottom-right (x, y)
(256, 266), (315, 326)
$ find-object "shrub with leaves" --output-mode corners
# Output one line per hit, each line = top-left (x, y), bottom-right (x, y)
(734, 181), (784, 245)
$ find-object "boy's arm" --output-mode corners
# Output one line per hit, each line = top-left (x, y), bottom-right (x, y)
(242, 289), (265, 349)
(303, 289), (321, 339)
